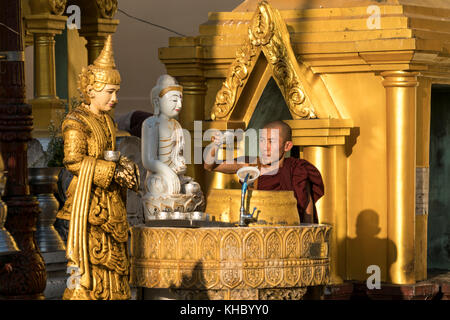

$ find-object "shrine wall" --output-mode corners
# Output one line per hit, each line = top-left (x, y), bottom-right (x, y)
(319, 72), (389, 281)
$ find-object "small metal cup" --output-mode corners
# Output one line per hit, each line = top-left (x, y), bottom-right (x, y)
(171, 211), (186, 220)
(191, 211), (205, 221)
(104, 150), (121, 162)
(157, 211), (170, 220)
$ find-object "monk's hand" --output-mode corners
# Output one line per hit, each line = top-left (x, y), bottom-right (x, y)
(114, 156), (140, 192)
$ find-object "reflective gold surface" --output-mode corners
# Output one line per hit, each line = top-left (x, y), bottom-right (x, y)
(176, 76), (207, 189)
(130, 223), (331, 299)
(24, 0), (449, 286)
(205, 189), (300, 226)
(157, 0), (450, 285)
(211, 1), (318, 121)
(60, 37), (139, 300)
(303, 146), (345, 285)
(382, 70), (418, 284)
(25, 10), (67, 136)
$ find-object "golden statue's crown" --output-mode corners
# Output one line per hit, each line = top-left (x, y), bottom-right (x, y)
(78, 35), (121, 103)
(93, 35), (117, 70)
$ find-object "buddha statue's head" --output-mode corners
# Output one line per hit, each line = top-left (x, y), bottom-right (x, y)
(150, 74), (183, 118)
(78, 35), (121, 113)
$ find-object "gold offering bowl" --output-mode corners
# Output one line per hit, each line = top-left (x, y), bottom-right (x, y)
(205, 189), (300, 226)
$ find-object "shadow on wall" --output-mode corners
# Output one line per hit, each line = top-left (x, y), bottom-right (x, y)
(346, 209), (397, 283)
(345, 127), (360, 158)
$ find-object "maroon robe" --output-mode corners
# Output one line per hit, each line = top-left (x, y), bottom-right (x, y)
(256, 157), (324, 223)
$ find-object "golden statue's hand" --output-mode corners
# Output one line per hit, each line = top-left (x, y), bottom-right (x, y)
(114, 156), (140, 192)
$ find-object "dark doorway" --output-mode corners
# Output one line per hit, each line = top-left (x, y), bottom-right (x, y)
(428, 84), (450, 271)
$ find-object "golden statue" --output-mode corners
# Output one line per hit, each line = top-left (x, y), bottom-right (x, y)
(57, 35), (139, 300)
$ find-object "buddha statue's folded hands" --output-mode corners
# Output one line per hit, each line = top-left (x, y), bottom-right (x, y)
(114, 155), (140, 192)
(160, 164), (181, 194)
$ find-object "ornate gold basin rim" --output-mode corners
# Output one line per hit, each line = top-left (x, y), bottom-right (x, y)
(130, 224), (331, 290)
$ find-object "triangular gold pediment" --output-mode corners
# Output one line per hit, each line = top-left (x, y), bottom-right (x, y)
(211, 1), (322, 122)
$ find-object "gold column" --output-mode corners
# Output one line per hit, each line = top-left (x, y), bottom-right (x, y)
(79, 20), (119, 65)
(177, 77), (207, 126)
(176, 76), (207, 187)
(25, 14), (67, 136)
(33, 34), (57, 98)
(303, 145), (347, 285)
(287, 118), (352, 285)
(77, 0), (120, 64)
(381, 71), (418, 285)
(84, 35), (107, 65)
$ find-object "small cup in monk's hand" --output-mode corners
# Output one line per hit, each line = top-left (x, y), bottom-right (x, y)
(104, 150), (121, 162)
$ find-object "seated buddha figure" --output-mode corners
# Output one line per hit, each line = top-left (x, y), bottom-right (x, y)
(141, 75), (204, 220)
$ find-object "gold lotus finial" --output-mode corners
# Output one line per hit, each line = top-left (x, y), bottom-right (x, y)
(93, 35), (116, 69)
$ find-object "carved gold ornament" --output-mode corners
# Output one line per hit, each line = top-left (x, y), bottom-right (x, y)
(211, 1), (316, 120)
(96, 0), (118, 19)
(130, 224), (331, 292)
(49, 0), (67, 15)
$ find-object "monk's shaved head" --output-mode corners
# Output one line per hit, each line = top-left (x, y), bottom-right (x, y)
(263, 120), (292, 143)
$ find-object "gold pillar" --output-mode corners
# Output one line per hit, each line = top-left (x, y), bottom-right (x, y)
(381, 71), (418, 285)
(177, 77), (207, 126)
(176, 76), (207, 188)
(85, 35), (106, 65)
(33, 34), (57, 98)
(286, 118), (352, 285)
(79, 19), (119, 65)
(25, 13), (67, 136)
(303, 145), (347, 285)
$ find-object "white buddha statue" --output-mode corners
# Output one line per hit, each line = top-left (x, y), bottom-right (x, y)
(141, 75), (204, 220)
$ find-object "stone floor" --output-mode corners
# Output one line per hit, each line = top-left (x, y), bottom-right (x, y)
(323, 269), (450, 300)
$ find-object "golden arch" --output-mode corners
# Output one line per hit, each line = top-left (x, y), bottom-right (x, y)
(211, 1), (335, 123)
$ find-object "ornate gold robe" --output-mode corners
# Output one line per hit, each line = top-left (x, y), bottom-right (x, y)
(57, 106), (130, 300)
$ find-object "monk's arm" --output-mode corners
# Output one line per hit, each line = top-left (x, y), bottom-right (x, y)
(203, 143), (250, 173)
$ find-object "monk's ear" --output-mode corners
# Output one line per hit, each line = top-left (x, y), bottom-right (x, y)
(284, 141), (294, 152)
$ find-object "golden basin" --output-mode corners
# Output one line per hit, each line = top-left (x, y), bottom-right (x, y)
(205, 189), (300, 226)
(130, 224), (331, 300)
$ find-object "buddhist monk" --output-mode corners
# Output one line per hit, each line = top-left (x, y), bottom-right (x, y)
(204, 121), (324, 223)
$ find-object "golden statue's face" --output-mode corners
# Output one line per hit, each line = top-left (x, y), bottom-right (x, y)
(88, 84), (120, 114)
(159, 91), (182, 118)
